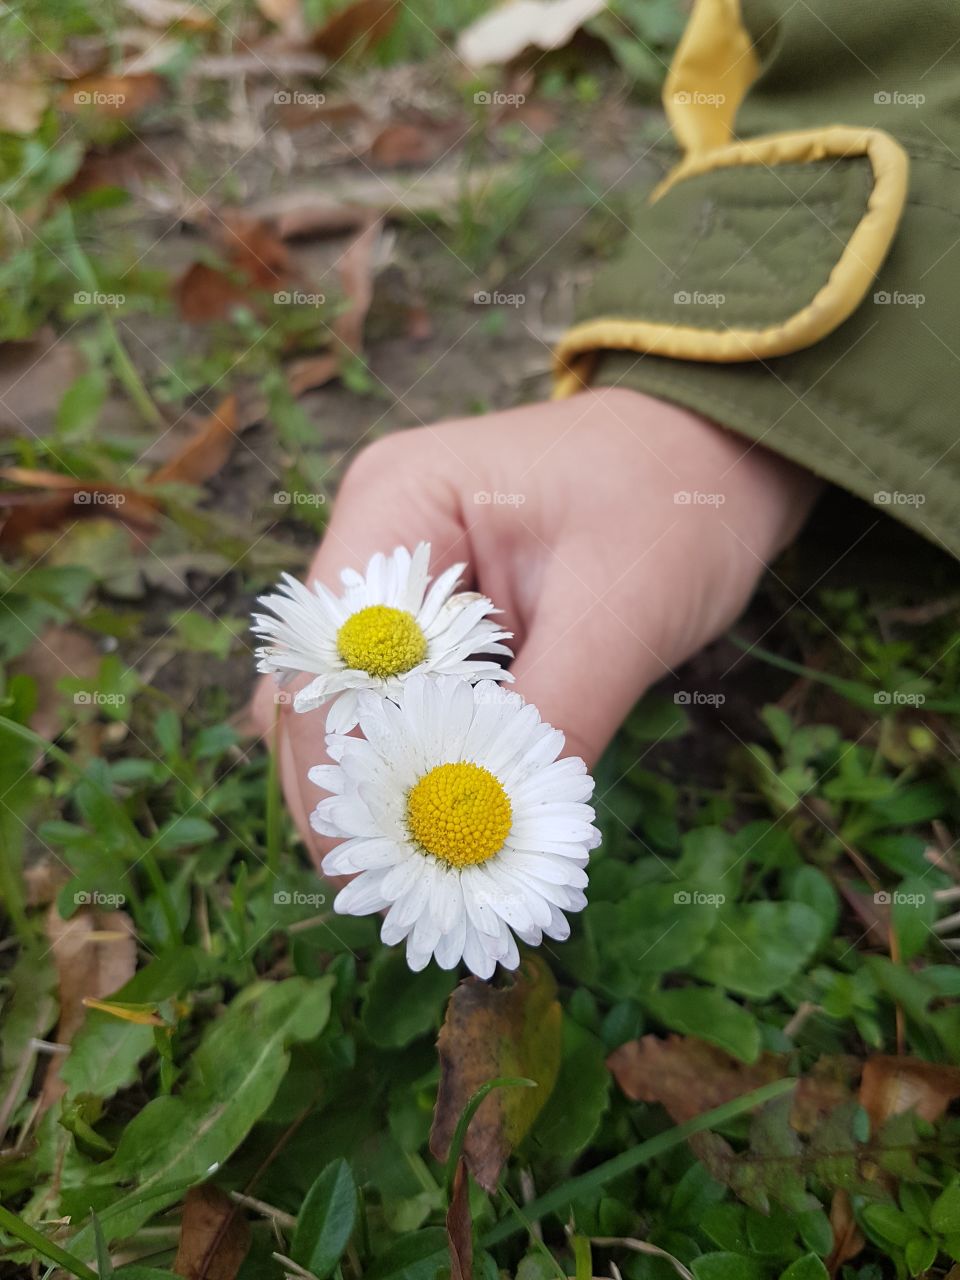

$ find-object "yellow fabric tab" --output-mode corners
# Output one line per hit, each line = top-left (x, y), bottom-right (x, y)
(553, 126), (909, 396)
(664, 0), (760, 154)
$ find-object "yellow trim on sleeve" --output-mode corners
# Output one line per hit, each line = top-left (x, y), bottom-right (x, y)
(553, 126), (909, 397)
(663, 0), (761, 154)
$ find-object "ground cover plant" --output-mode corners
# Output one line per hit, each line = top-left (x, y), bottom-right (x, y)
(1, 2), (960, 1279)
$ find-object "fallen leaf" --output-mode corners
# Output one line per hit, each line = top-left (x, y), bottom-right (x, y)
(457, 0), (606, 68)
(41, 904), (137, 1109)
(12, 624), (102, 739)
(0, 79), (50, 135)
(827, 1190), (865, 1277)
(62, 142), (162, 198)
(123, 0), (214, 28)
(150, 395), (239, 487)
(369, 121), (450, 168)
(60, 72), (165, 119)
(334, 218), (382, 355)
(607, 1036), (785, 1124)
(0, 330), (85, 433)
(286, 352), (340, 397)
(175, 217), (290, 322)
(0, 467), (160, 550)
(430, 956), (561, 1193)
(446, 1158), (473, 1280)
(859, 1054), (960, 1130)
(312, 0), (399, 59)
(173, 1183), (251, 1280)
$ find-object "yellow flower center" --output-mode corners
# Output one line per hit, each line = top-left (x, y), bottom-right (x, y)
(336, 605), (427, 678)
(406, 762), (512, 868)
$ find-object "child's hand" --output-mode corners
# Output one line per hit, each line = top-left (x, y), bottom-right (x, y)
(253, 387), (819, 856)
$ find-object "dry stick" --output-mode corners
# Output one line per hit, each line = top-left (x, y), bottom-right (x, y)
(228, 1192), (296, 1232)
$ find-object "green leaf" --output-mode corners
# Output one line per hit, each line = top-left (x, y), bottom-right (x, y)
(65, 976), (333, 1258)
(292, 1158), (357, 1279)
(56, 368), (107, 435)
(692, 1253), (765, 1280)
(932, 1179), (960, 1234)
(644, 987), (760, 1062)
(528, 1016), (611, 1159)
(690, 902), (822, 998)
(361, 949), (456, 1048)
(364, 1228), (448, 1280)
(904, 1236), (937, 1275)
(778, 1255), (829, 1280)
(863, 1203), (915, 1246)
(892, 877), (939, 961)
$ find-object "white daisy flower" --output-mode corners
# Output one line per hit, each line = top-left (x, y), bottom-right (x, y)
(309, 675), (600, 978)
(252, 542), (513, 732)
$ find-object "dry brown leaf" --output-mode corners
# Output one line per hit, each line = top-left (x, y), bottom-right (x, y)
(63, 142), (161, 198)
(124, 0), (214, 29)
(859, 1054), (960, 1130)
(456, 0), (605, 67)
(334, 218), (382, 355)
(0, 330), (85, 433)
(313, 0), (399, 59)
(173, 1184), (251, 1280)
(446, 1158), (473, 1280)
(42, 905), (137, 1109)
(150, 395), (239, 487)
(13, 625), (103, 740)
(0, 80), (50, 135)
(60, 72), (165, 119)
(827, 1190), (865, 1277)
(368, 121), (450, 168)
(0, 467), (161, 550)
(174, 263), (251, 324)
(176, 216), (290, 322)
(607, 1036), (786, 1124)
(430, 958), (561, 1193)
(286, 352), (340, 397)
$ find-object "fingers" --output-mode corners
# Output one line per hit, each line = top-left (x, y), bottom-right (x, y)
(506, 547), (671, 767)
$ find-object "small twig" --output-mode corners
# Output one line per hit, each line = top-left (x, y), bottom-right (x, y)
(273, 1252), (319, 1280)
(783, 1001), (821, 1041)
(228, 1192), (296, 1231)
(591, 1236), (695, 1280)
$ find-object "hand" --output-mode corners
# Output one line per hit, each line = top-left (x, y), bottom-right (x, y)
(252, 387), (819, 862)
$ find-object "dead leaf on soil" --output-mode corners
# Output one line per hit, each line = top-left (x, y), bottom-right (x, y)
(60, 72), (165, 119)
(173, 1183), (251, 1280)
(368, 120), (453, 168)
(12, 625), (103, 739)
(859, 1054), (960, 1130)
(0, 467), (161, 550)
(175, 216), (290, 322)
(0, 79), (50, 135)
(285, 352), (341, 396)
(430, 956), (561, 1193)
(41, 904), (137, 1109)
(446, 1157), (473, 1280)
(312, 0), (399, 60)
(607, 1036), (786, 1124)
(149, 394), (239, 487)
(827, 1190), (865, 1277)
(334, 217), (382, 355)
(457, 0), (606, 68)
